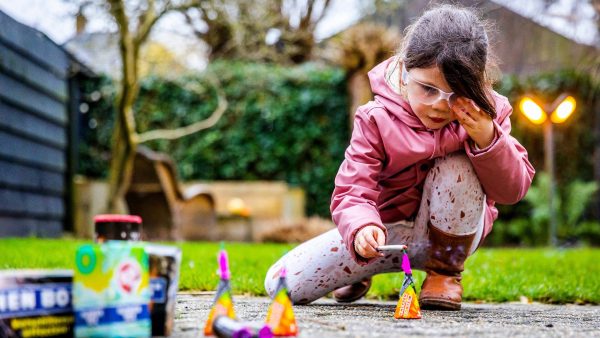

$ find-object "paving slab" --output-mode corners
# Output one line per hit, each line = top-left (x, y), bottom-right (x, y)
(174, 292), (600, 337)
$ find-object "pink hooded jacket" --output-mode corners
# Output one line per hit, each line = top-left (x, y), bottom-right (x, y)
(331, 57), (535, 264)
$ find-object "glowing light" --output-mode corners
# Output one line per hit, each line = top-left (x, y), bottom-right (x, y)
(550, 96), (576, 123)
(519, 97), (547, 125)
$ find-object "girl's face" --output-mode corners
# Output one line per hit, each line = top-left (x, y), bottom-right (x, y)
(402, 65), (458, 130)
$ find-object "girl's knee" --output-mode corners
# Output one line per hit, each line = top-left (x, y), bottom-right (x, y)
(289, 288), (317, 305)
(434, 153), (479, 184)
(263, 229), (349, 304)
(425, 152), (485, 234)
(264, 262), (282, 298)
(428, 153), (483, 199)
(263, 263), (316, 305)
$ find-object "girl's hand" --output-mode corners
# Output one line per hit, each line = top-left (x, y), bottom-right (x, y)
(354, 225), (386, 259)
(452, 97), (495, 149)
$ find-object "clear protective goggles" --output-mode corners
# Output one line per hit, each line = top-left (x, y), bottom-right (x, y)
(385, 57), (458, 107)
(402, 64), (458, 107)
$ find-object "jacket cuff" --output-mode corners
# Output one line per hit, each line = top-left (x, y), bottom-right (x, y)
(465, 120), (507, 160)
(467, 122), (500, 154)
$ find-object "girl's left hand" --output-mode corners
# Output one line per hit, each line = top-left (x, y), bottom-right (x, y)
(452, 97), (495, 149)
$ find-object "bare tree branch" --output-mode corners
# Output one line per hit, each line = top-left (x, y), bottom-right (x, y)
(182, 0), (333, 63)
(310, 0), (331, 26)
(137, 76), (228, 143)
(134, 0), (158, 48)
(107, 0), (137, 135)
(135, 0), (198, 48)
(107, 0), (129, 40)
(300, 0), (314, 29)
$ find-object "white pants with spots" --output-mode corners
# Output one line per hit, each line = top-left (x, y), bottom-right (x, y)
(264, 152), (486, 304)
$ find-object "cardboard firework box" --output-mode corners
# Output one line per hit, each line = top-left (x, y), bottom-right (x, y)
(146, 244), (181, 337)
(0, 270), (74, 338)
(73, 241), (151, 338)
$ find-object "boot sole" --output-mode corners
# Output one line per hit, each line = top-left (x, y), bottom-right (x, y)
(333, 291), (368, 303)
(333, 288), (370, 303)
(419, 297), (461, 311)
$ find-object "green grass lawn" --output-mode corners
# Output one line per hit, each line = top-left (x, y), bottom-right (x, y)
(1, 238), (598, 304)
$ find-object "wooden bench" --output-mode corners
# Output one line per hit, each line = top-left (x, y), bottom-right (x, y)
(125, 146), (216, 240)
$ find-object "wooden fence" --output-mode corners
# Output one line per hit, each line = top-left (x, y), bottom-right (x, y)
(0, 10), (85, 236)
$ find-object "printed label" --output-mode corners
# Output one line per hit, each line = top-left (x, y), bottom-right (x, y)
(150, 277), (167, 303)
(0, 283), (72, 319)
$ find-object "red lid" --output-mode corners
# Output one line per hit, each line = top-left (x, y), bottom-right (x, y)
(94, 214), (142, 224)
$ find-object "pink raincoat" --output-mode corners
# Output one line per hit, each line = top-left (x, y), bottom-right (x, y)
(331, 57), (535, 263)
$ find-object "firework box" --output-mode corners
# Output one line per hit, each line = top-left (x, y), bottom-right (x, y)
(146, 244), (181, 337)
(0, 269), (74, 338)
(73, 241), (151, 338)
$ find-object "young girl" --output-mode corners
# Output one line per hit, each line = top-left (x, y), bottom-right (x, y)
(265, 4), (535, 310)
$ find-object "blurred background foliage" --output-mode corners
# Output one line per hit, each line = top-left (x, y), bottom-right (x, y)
(78, 61), (349, 217)
(78, 62), (600, 246)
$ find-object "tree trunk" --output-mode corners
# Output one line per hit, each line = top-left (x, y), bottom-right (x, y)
(593, 95), (600, 220)
(347, 72), (373, 131)
(106, 23), (140, 213)
(103, 0), (227, 214)
(106, 104), (137, 213)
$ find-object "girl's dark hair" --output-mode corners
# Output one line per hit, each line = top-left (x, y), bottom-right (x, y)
(400, 4), (499, 118)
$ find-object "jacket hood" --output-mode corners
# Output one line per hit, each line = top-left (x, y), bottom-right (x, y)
(368, 57), (426, 130)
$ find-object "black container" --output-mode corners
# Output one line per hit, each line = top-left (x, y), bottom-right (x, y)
(93, 214), (181, 337)
(93, 214), (142, 243)
(147, 244), (181, 337)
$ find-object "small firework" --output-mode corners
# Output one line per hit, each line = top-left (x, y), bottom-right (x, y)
(394, 249), (422, 319)
(205, 244), (237, 336)
(265, 267), (298, 336)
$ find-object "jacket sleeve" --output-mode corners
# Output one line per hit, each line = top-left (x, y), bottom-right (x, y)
(464, 102), (535, 205)
(330, 108), (388, 265)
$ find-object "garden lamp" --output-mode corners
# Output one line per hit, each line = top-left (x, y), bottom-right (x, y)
(519, 93), (576, 246)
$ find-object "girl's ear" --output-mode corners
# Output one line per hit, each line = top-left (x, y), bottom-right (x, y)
(400, 86), (408, 101)
(399, 62), (409, 100)
(400, 63), (409, 86)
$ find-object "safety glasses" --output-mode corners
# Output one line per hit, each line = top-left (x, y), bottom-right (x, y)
(400, 63), (458, 107)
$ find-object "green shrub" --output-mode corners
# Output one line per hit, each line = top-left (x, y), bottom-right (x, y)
(487, 172), (599, 246)
(77, 75), (115, 178)
(574, 221), (600, 246)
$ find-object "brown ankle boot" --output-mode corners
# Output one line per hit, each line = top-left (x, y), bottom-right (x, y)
(333, 277), (372, 303)
(419, 224), (476, 311)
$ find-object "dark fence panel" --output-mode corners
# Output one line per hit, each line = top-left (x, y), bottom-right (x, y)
(0, 12), (68, 77)
(0, 10), (71, 237)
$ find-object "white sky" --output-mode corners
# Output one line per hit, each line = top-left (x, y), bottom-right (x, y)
(492, 0), (598, 46)
(0, 0), (363, 45)
(0, 0), (596, 57)
(0, 0), (92, 44)
(0, 0), (364, 70)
